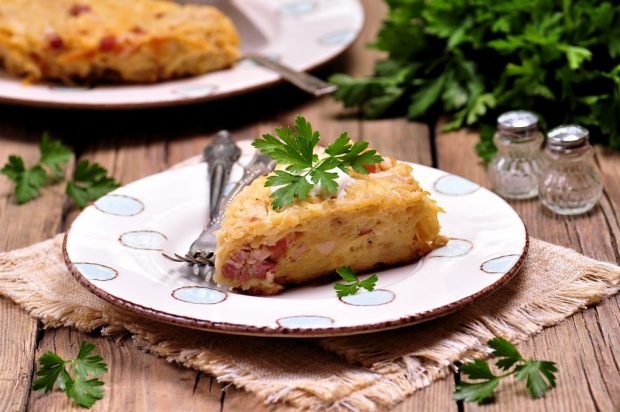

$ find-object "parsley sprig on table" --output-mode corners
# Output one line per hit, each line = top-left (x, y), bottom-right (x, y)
(454, 337), (558, 404)
(333, 266), (378, 297)
(0, 133), (119, 207)
(32, 341), (107, 408)
(330, 0), (620, 162)
(252, 116), (382, 210)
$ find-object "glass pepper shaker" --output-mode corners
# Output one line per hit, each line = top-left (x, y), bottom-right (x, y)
(488, 111), (544, 199)
(538, 125), (603, 215)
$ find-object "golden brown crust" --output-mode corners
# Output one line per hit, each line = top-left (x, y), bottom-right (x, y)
(0, 0), (239, 84)
(214, 160), (446, 294)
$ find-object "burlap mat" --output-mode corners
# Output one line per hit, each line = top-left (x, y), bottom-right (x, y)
(0, 153), (618, 410)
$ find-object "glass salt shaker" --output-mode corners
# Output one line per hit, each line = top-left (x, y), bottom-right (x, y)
(488, 111), (544, 199)
(539, 125), (603, 215)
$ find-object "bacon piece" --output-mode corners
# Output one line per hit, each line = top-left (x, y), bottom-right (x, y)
(69, 4), (91, 17)
(358, 228), (374, 236)
(99, 35), (117, 52)
(45, 32), (64, 50)
(364, 164), (379, 173)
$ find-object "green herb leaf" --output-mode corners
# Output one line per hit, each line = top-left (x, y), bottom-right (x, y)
(358, 274), (378, 292)
(334, 267), (378, 297)
(32, 341), (107, 409)
(514, 360), (558, 399)
(1, 156), (49, 204)
(74, 342), (108, 379)
(39, 132), (72, 180)
(32, 352), (67, 393)
(453, 379), (500, 404)
(460, 359), (497, 380)
(66, 160), (120, 208)
(454, 338), (558, 404)
(66, 378), (105, 408)
(253, 117), (382, 210)
(489, 337), (523, 371)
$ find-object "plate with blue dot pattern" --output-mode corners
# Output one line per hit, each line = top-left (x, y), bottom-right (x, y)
(65, 145), (528, 337)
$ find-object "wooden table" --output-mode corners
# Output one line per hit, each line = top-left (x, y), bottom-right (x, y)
(1, 2), (619, 411)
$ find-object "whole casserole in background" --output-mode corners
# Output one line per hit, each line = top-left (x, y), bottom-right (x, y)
(0, 0), (240, 84)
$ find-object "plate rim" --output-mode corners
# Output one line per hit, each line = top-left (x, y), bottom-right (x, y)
(63, 163), (529, 338)
(0, 0), (365, 110)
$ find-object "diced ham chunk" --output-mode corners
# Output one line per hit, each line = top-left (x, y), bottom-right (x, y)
(220, 232), (299, 284)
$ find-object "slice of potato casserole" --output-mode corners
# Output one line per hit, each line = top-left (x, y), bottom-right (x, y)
(214, 158), (447, 295)
(0, 0), (239, 83)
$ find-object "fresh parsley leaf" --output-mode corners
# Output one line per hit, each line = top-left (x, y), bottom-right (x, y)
(39, 132), (72, 181)
(460, 359), (498, 380)
(453, 379), (500, 404)
(253, 116), (383, 210)
(515, 360), (558, 399)
(489, 337), (523, 371)
(1, 156), (48, 204)
(74, 342), (108, 379)
(454, 338), (558, 404)
(331, 0), (620, 159)
(32, 352), (67, 393)
(358, 274), (378, 292)
(66, 378), (105, 408)
(33, 341), (107, 409)
(334, 266), (378, 297)
(66, 160), (120, 208)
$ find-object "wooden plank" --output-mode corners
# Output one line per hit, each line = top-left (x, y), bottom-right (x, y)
(435, 127), (620, 412)
(0, 129), (70, 412)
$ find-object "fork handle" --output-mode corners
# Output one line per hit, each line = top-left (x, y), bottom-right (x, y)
(211, 160), (276, 228)
(245, 54), (337, 97)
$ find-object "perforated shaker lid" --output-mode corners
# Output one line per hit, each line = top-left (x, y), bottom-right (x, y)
(547, 125), (589, 151)
(497, 111), (539, 137)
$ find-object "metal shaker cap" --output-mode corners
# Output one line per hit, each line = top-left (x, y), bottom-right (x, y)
(547, 125), (589, 152)
(497, 111), (539, 138)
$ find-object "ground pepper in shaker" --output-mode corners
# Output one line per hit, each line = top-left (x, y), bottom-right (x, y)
(539, 125), (603, 215)
(488, 111), (543, 199)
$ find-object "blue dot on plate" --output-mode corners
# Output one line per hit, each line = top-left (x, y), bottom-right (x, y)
(319, 29), (357, 45)
(429, 239), (473, 258)
(280, 1), (316, 16)
(433, 175), (480, 196)
(340, 289), (395, 306)
(74, 263), (117, 281)
(120, 230), (167, 250)
(94, 195), (144, 216)
(173, 84), (217, 98)
(277, 316), (334, 328)
(481, 255), (521, 274)
(173, 287), (227, 304)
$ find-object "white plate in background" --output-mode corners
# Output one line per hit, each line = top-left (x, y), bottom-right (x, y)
(0, 0), (363, 109)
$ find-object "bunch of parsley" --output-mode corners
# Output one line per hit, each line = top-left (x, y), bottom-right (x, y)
(1, 133), (119, 207)
(330, 0), (620, 162)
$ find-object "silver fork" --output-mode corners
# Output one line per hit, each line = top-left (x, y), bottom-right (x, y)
(163, 148), (276, 279)
(162, 131), (240, 275)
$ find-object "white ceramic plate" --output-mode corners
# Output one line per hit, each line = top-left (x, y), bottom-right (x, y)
(64, 145), (528, 337)
(0, 0), (363, 109)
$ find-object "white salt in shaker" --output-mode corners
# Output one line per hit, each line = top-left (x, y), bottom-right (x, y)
(488, 111), (544, 199)
(539, 125), (603, 215)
